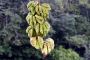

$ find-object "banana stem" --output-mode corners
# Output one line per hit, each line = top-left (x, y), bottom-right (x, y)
(42, 55), (46, 60)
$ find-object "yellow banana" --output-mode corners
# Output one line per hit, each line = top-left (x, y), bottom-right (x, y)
(30, 36), (44, 49)
(41, 42), (48, 56)
(37, 36), (44, 49)
(46, 38), (54, 50)
(41, 38), (54, 56)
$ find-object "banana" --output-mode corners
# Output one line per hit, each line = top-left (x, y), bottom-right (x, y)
(42, 24), (47, 37)
(41, 38), (54, 56)
(40, 24), (44, 35)
(38, 5), (43, 15)
(26, 26), (32, 33)
(30, 6), (35, 15)
(28, 28), (33, 37)
(44, 22), (50, 34)
(37, 36), (44, 49)
(32, 16), (37, 26)
(26, 13), (32, 24)
(30, 37), (37, 48)
(26, 1), (54, 56)
(46, 38), (54, 50)
(35, 15), (44, 24)
(41, 42), (48, 56)
(27, 1), (36, 15)
(26, 15), (36, 26)
(41, 7), (49, 18)
(35, 23), (39, 35)
(35, 4), (40, 15)
(29, 15), (33, 26)
(30, 36), (44, 49)
(42, 3), (51, 10)
(27, 1), (34, 8)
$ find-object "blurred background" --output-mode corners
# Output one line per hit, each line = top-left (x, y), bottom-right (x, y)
(0, 0), (90, 60)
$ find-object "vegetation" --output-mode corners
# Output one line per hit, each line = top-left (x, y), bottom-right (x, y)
(51, 46), (83, 60)
(0, 0), (90, 60)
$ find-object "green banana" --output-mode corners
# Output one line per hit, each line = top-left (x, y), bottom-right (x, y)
(29, 15), (33, 26)
(42, 24), (47, 36)
(32, 16), (37, 26)
(35, 15), (44, 24)
(30, 6), (35, 15)
(26, 13), (32, 24)
(27, 1), (36, 15)
(27, 1), (34, 8)
(26, 26), (32, 33)
(28, 28), (33, 37)
(40, 24), (44, 35)
(44, 22), (50, 34)
(41, 7), (49, 18)
(42, 3), (51, 10)
(35, 23), (39, 35)
(35, 4), (40, 15)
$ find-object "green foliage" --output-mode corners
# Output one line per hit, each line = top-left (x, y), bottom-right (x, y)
(51, 46), (83, 60)
(79, 0), (88, 5)
(67, 4), (80, 14)
(79, 0), (90, 8)
(66, 35), (89, 46)
(75, 16), (90, 35)
(55, 0), (64, 9)
(0, 9), (28, 57)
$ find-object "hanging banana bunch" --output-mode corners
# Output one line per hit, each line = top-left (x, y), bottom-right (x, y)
(26, 1), (54, 56)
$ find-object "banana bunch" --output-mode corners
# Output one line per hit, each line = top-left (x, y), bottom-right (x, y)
(30, 36), (54, 56)
(26, 1), (54, 56)
(41, 38), (54, 56)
